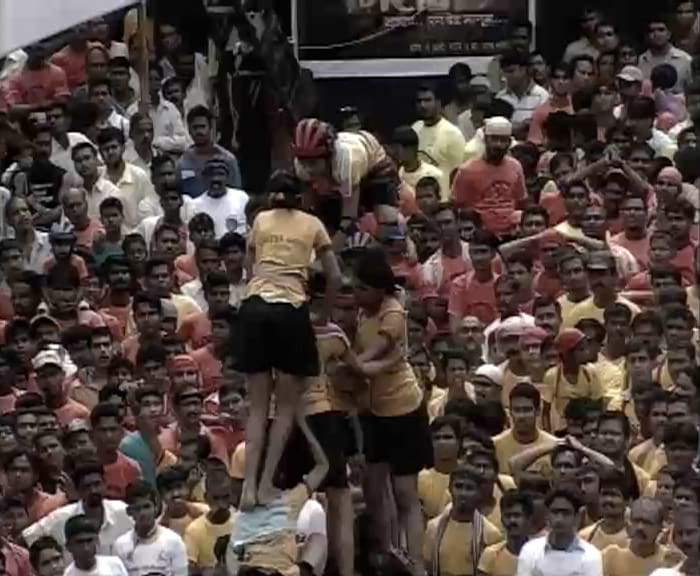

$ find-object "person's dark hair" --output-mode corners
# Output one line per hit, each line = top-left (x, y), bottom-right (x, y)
(98, 384), (126, 404)
(443, 397), (478, 425)
(135, 343), (168, 369)
(99, 196), (124, 215)
(603, 303), (633, 325)
(180, 434), (211, 461)
(416, 81), (440, 101)
(71, 460), (104, 489)
(663, 421), (699, 448)
(355, 247), (397, 294)
(203, 270), (230, 293)
(598, 468), (633, 500)
(151, 154), (176, 178)
(391, 125), (419, 147)
(189, 213), (215, 235)
(533, 295), (561, 317)
(220, 231), (246, 253)
(133, 386), (163, 406)
(627, 96), (656, 120)
(631, 310), (664, 335)
(132, 291), (163, 315)
(429, 414), (464, 441)
(2, 448), (39, 473)
(122, 233), (147, 254)
(87, 78), (111, 94)
(501, 49), (530, 69)
(29, 536), (63, 571)
(509, 382), (541, 407)
(266, 170), (303, 201)
(186, 105), (213, 126)
(597, 411), (631, 439)
(664, 197), (696, 220)
(96, 127), (125, 147)
(89, 402), (122, 428)
(106, 357), (134, 379)
(545, 486), (583, 510)
(520, 205), (550, 227)
(486, 98), (515, 120)
(651, 63), (678, 91)
(569, 54), (595, 77)
(500, 490), (534, 517)
(64, 514), (98, 542)
(125, 480), (157, 505)
(61, 325), (92, 351)
(156, 464), (189, 494)
(510, 16), (533, 36)
(153, 223), (181, 243)
(663, 303), (695, 328)
(469, 228), (499, 250)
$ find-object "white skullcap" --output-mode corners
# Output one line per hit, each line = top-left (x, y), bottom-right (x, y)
(483, 116), (513, 137)
(497, 315), (535, 339)
(473, 364), (504, 387)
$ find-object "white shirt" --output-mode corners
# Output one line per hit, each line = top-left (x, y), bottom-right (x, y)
(85, 176), (121, 221)
(647, 128), (678, 160)
(113, 526), (188, 576)
(126, 99), (189, 154)
(123, 142), (156, 175)
(23, 499), (133, 554)
(296, 499), (327, 576)
(639, 45), (692, 93)
(496, 82), (550, 125)
(105, 163), (156, 230)
(516, 535), (603, 576)
(64, 556), (129, 576)
(5, 228), (52, 273)
(104, 110), (130, 141)
(191, 188), (249, 237)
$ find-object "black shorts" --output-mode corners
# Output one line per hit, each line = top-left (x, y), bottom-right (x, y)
(237, 296), (319, 377)
(362, 406), (433, 476)
(276, 411), (353, 490)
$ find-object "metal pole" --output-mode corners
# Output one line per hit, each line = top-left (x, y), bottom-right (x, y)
(138, 0), (150, 111)
(291, 0), (299, 60)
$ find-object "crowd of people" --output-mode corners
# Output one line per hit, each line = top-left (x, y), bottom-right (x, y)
(0, 2), (698, 576)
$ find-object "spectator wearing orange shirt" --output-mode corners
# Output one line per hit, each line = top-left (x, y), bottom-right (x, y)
(3, 449), (66, 524)
(99, 256), (133, 340)
(90, 403), (142, 500)
(31, 349), (89, 428)
(43, 266), (107, 335)
(49, 26), (89, 91)
(453, 117), (527, 237)
(60, 188), (106, 252)
(6, 43), (69, 109)
(610, 195), (650, 270)
(448, 229), (500, 328)
(191, 307), (237, 396)
(663, 199), (697, 285)
(122, 293), (164, 366)
(43, 231), (89, 281)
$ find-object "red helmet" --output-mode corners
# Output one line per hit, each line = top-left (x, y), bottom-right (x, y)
(293, 119), (335, 159)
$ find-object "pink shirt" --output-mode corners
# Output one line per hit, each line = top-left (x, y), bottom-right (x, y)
(49, 45), (87, 90)
(6, 64), (69, 107)
(452, 157), (527, 236)
(528, 98), (574, 145)
(448, 271), (498, 325)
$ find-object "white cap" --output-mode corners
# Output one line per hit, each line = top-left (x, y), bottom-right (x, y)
(32, 350), (64, 371)
(472, 364), (504, 387)
(483, 116), (512, 137)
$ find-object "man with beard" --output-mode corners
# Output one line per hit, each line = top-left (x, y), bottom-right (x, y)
(22, 460), (132, 551)
(452, 117), (526, 238)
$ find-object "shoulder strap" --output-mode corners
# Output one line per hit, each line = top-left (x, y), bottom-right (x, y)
(431, 509), (452, 576)
(472, 510), (485, 576)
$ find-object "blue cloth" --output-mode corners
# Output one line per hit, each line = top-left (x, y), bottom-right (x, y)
(230, 494), (295, 546)
(177, 145), (242, 198)
(120, 432), (157, 486)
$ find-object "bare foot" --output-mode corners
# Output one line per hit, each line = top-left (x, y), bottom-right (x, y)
(240, 481), (258, 511)
(257, 482), (282, 506)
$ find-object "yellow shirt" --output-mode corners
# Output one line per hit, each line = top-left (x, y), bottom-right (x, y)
(541, 364), (604, 432)
(400, 161), (449, 201)
(601, 544), (677, 576)
(557, 293), (587, 321)
(554, 220), (586, 240)
(418, 468), (451, 520)
(482, 476), (516, 534)
(161, 502), (209, 537)
(229, 442), (246, 480)
(422, 512), (502, 576)
(563, 295), (641, 329)
(303, 324), (351, 415)
(579, 521), (629, 551)
(184, 512), (236, 568)
(246, 209), (331, 306)
(234, 484), (309, 576)
(632, 462), (652, 495)
(687, 286), (699, 325)
(355, 297), (423, 417)
(477, 541), (518, 576)
(411, 118), (467, 184)
(629, 438), (666, 476)
(591, 357), (625, 410)
(492, 428), (557, 476)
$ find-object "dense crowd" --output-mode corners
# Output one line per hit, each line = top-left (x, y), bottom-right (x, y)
(0, 3), (698, 576)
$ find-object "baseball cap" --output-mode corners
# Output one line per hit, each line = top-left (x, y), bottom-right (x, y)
(556, 329), (586, 355)
(470, 75), (492, 90)
(617, 66), (644, 83)
(32, 349), (64, 371)
(498, 316), (535, 339)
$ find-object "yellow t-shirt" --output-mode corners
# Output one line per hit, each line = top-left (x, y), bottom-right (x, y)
(563, 295), (641, 329)
(601, 544), (677, 576)
(492, 428), (558, 476)
(541, 364), (604, 432)
(229, 442), (246, 480)
(422, 512), (503, 576)
(303, 324), (351, 416)
(579, 521), (630, 551)
(333, 130), (387, 198)
(632, 462), (652, 496)
(399, 161), (449, 201)
(482, 476), (516, 534)
(184, 511), (236, 568)
(557, 293), (586, 322)
(246, 209), (331, 306)
(591, 357), (625, 410)
(477, 541), (518, 576)
(233, 484), (309, 576)
(629, 439), (666, 476)
(418, 468), (451, 520)
(355, 297), (423, 417)
(411, 118), (467, 184)
(161, 502), (210, 537)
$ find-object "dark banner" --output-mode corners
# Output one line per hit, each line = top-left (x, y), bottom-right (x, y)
(298, 0), (529, 61)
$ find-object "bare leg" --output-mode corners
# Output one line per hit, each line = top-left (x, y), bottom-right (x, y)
(257, 372), (305, 504)
(327, 487), (354, 576)
(364, 462), (393, 553)
(392, 474), (424, 568)
(241, 372), (273, 510)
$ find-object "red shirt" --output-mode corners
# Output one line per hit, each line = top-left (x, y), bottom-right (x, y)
(53, 398), (90, 426)
(26, 489), (66, 523)
(73, 219), (105, 250)
(49, 45), (87, 90)
(6, 64), (69, 107)
(158, 423), (229, 464)
(452, 156), (527, 236)
(174, 254), (198, 280)
(448, 271), (498, 324)
(178, 312), (212, 350)
(610, 232), (650, 270)
(102, 452), (142, 500)
(191, 345), (222, 395)
(2, 540), (32, 576)
(0, 284), (13, 321)
(670, 242), (696, 286)
(44, 255), (88, 279)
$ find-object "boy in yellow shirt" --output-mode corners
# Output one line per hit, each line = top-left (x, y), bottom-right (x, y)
(478, 490), (532, 576)
(579, 470), (630, 550)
